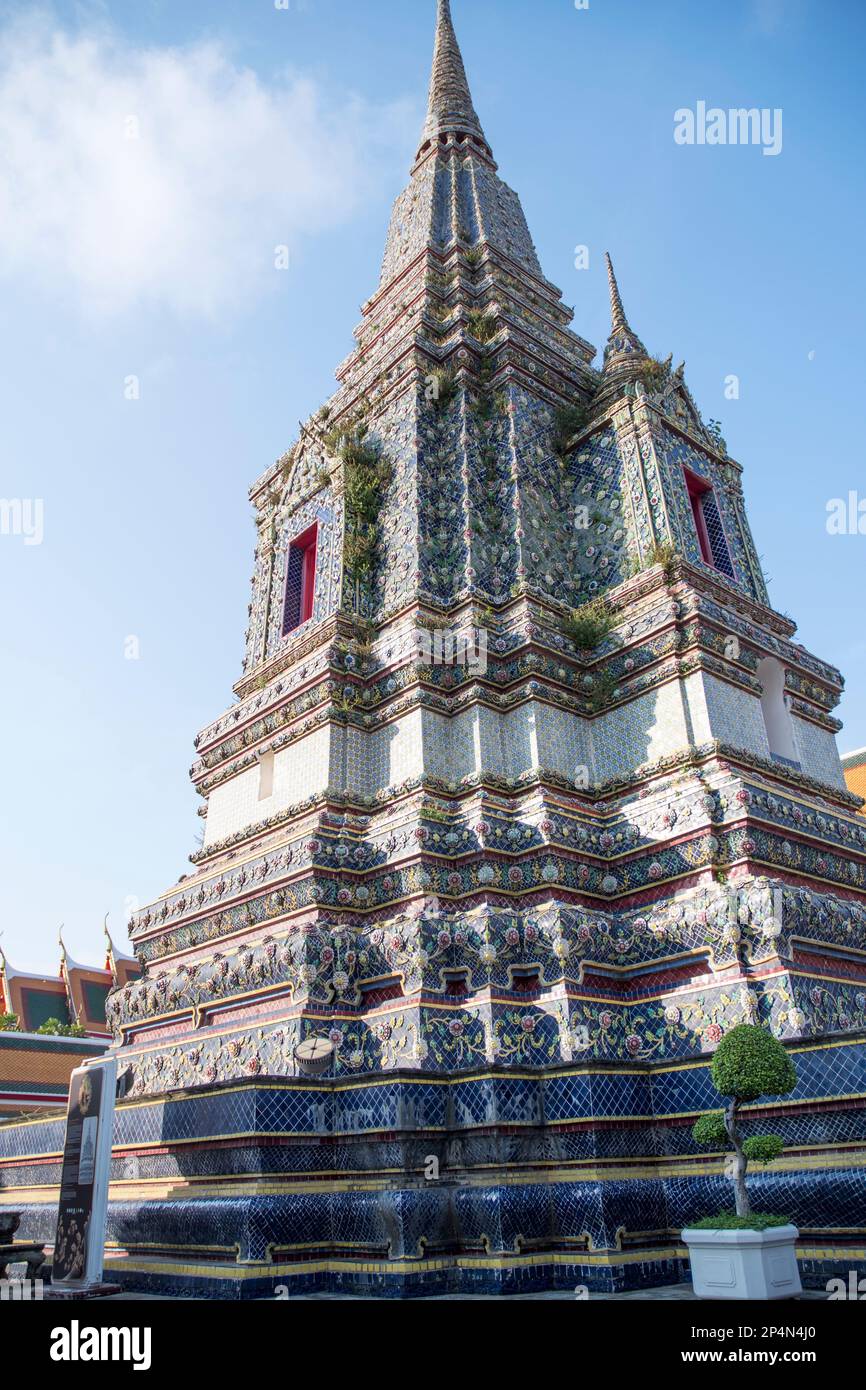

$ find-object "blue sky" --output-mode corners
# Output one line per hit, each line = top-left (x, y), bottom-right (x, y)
(1, 0), (864, 973)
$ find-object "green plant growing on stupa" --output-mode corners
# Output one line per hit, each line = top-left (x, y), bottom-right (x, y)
(466, 308), (498, 344)
(692, 1024), (797, 1220)
(627, 539), (677, 582)
(351, 616), (376, 654)
(563, 596), (615, 651)
(470, 359), (507, 451)
(278, 449), (295, 486)
(428, 367), (458, 411)
(649, 538), (676, 565)
(464, 245), (484, 268)
(588, 668), (619, 713)
(647, 539), (677, 579)
(706, 418), (726, 451)
(322, 423), (348, 455)
(638, 354), (672, 393)
(340, 427), (392, 583)
(551, 402), (589, 459)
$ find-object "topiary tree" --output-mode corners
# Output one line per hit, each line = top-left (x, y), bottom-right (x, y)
(692, 1025), (797, 1217)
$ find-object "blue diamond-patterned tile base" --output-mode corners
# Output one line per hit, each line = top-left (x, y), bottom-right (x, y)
(2, 1035), (864, 1298)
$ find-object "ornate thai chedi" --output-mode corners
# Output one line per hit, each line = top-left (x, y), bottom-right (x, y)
(3, 0), (865, 1295)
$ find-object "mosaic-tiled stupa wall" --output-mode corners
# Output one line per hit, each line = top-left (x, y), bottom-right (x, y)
(3, 0), (865, 1297)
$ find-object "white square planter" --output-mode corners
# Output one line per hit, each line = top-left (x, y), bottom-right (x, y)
(682, 1225), (802, 1300)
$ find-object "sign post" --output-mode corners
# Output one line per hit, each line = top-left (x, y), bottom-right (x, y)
(48, 1055), (119, 1298)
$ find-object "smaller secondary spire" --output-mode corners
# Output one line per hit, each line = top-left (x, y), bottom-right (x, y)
(602, 253), (647, 358)
(419, 0), (487, 153)
(605, 253), (630, 335)
(596, 253), (650, 408)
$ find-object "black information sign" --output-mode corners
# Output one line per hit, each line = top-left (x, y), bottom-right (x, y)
(53, 1058), (116, 1286)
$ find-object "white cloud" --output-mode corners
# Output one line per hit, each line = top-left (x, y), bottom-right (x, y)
(0, 14), (412, 318)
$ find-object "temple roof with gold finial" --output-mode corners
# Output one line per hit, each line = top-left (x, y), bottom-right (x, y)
(0, 922), (140, 1038)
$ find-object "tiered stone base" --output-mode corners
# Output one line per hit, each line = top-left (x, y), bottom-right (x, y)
(1, 1034), (864, 1299)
